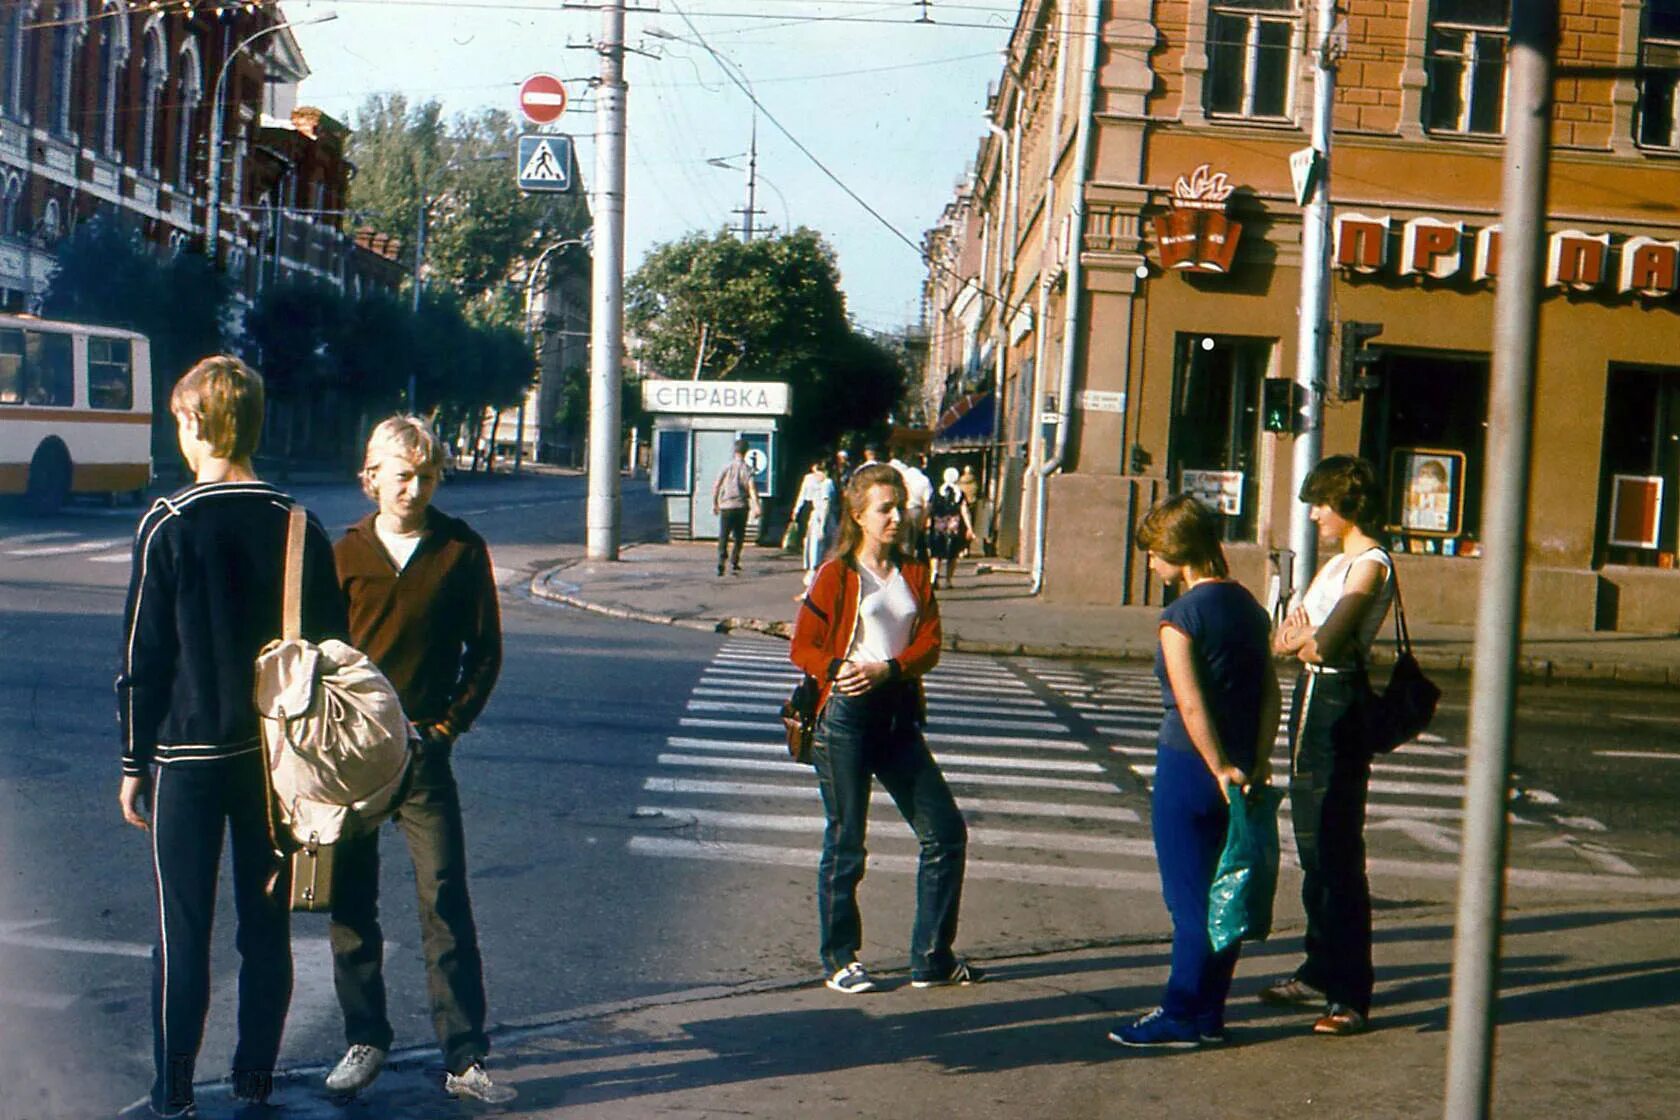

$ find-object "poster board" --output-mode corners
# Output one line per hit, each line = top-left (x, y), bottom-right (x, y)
(1390, 448), (1464, 537)
(1181, 469), (1244, 516)
(1608, 474), (1663, 549)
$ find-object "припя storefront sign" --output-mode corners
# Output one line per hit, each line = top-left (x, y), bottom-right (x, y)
(1334, 212), (1680, 297)
(1153, 165), (1244, 274)
(641, 380), (792, 416)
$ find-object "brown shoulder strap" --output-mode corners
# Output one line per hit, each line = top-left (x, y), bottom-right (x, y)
(283, 505), (306, 642)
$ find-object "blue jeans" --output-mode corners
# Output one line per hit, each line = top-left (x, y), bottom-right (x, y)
(812, 684), (968, 980)
(1151, 744), (1240, 1028)
(1287, 670), (1374, 1015)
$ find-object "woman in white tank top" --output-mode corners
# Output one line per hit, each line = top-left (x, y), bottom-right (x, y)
(1261, 455), (1395, 1037)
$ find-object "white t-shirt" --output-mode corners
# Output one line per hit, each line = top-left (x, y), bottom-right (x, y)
(376, 523), (425, 570)
(1301, 545), (1395, 673)
(847, 565), (918, 664)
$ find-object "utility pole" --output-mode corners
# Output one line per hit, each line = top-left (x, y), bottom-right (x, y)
(1443, 5), (1558, 1117)
(1284, 0), (1339, 605)
(734, 116), (761, 240)
(588, 0), (627, 560)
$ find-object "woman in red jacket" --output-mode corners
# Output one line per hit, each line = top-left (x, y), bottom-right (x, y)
(790, 463), (980, 994)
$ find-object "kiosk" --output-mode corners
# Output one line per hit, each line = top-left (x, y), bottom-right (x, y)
(644, 379), (790, 540)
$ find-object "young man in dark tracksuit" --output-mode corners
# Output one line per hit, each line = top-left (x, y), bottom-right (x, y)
(322, 415), (514, 1105)
(117, 357), (346, 1118)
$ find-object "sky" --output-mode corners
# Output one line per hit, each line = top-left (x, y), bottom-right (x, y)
(284, 0), (1018, 333)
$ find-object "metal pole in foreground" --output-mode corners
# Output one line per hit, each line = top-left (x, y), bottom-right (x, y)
(1442, 5), (1557, 1117)
(1284, 0), (1337, 605)
(587, 0), (626, 560)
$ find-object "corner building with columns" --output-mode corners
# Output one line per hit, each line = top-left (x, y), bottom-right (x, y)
(922, 0), (1680, 632)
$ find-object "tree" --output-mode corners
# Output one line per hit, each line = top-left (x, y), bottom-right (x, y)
(42, 218), (233, 464)
(625, 229), (905, 468)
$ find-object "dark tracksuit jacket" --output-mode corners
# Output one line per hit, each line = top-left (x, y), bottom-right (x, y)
(116, 479), (346, 1114)
(327, 507), (502, 1073)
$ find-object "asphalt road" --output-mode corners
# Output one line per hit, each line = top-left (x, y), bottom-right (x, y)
(1, 470), (1677, 1120)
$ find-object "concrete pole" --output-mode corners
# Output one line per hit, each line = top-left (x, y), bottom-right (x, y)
(1285, 0), (1338, 605)
(744, 115), (758, 241)
(588, 0), (626, 560)
(1443, 6), (1557, 1117)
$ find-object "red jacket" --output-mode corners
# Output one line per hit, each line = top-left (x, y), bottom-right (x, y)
(790, 557), (942, 715)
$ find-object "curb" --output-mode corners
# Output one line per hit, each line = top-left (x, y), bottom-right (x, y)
(526, 562), (1677, 682)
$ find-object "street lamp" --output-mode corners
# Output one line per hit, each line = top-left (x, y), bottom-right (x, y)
(648, 27), (765, 238)
(205, 12), (338, 263)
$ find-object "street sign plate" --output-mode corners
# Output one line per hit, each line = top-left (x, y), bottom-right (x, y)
(1289, 147), (1320, 207)
(517, 135), (573, 192)
(518, 73), (568, 125)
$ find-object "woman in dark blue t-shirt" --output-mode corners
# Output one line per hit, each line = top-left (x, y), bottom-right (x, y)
(1107, 495), (1281, 1050)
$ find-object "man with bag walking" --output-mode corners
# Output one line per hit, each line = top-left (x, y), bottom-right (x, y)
(711, 438), (761, 576)
(321, 416), (515, 1104)
(117, 356), (347, 1117)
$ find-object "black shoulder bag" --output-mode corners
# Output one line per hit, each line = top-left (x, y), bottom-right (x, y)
(1347, 561), (1440, 755)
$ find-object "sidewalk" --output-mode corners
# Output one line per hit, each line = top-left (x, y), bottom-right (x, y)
(531, 541), (1680, 684)
(176, 897), (1678, 1119)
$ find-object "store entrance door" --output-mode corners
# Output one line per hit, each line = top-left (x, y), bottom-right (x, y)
(691, 430), (737, 539)
(1166, 334), (1268, 541)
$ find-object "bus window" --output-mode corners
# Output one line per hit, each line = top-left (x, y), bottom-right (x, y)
(21, 331), (73, 406)
(0, 328), (22, 404)
(88, 336), (133, 410)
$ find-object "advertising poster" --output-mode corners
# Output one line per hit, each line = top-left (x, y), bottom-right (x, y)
(1393, 448), (1463, 536)
(1181, 469), (1244, 516)
(1608, 474), (1663, 549)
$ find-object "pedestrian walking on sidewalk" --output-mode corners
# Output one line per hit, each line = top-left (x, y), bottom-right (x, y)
(1109, 496), (1280, 1050)
(322, 416), (516, 1105)
(1265, 455), (1396, 1037)
(926, 468), (974, 590)
(712, 439), (761, 577)
(796, 459), (838, 593)
(117, 356), (349, 1116)
(790, 462), (980, 994)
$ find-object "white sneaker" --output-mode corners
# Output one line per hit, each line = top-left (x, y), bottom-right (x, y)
(445, 1063), (518, 1105)
(825, 961), (877, 994)
(324, 1044), (387, 1096)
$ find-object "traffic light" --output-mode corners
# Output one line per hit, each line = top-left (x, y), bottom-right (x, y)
(1338, 320), (1384, 399)
(1261, 378), (1301, 434)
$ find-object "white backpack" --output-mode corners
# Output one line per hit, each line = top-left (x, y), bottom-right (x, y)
(256, 506), (412, 850)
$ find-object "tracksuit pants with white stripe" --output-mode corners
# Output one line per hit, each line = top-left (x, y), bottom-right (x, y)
(148, 751), (291, 1115)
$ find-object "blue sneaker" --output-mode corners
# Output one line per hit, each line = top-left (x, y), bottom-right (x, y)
(1107, 1007), (1202, 1049)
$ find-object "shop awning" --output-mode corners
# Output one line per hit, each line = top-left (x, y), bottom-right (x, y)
(934, 391), (995, 447)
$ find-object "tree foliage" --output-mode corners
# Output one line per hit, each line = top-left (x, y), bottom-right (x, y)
(625, 229), (905, 468)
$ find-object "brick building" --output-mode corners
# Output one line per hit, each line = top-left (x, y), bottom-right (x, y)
(0, 1), (392, 308)
(924, 0), (1680, 632)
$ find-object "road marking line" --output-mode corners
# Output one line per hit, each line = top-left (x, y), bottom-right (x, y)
(0, 926), (151, 958)
(628, 835), (1163, 891)
(676, 716), (1082, 744)
(1594, 750), (1680, 760)
(0, 988), (78, 1010)
(683, 699), (1060, 725)
(665, 736), (1104, 772)
(642, 776), (1141, 821)
(688, 687), (1050, 711)
(635, 806), (1160, 857)
(89, 551), (134, 563)
(7, 537), (128, 557)
(0, 531), (77, 546)
(1127, 763), (1465, 800)
(655, 753), (1121, 793)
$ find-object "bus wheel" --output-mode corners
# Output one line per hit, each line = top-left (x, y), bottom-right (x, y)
(25, 439), (71, 515)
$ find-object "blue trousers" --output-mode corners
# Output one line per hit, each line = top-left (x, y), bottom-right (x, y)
(812, 684), (967, 980)
(1151, 745), (1240, 1027)
(148, 753), (292, 1115)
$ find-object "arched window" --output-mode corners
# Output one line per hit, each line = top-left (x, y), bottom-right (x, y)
(49, 2), (87, 138)
(39, 198), (60, 243)
(175, 36), (201, 190)
(139, 19), (163, 175)
(2, 5), (30, 119)
(97, 3), (128, 157)
(1, 174), (24, 236)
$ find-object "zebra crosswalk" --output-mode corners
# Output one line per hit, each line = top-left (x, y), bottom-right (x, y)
(628, 639), (1676, 895)
(0, 526), (133, 563)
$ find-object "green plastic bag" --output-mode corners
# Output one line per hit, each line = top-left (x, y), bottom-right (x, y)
(1207, 783), (1285, 953)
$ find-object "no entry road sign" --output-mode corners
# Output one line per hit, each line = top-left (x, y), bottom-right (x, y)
(518, 73), (568, 125)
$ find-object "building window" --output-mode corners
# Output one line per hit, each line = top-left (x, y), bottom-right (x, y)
(49, 17), (72, 136)
(3, 6), (29, 118)
(1597, 365), (1680, 566)
(1167, 334), (1270, 543)
(1, 174), (23, 236)
(1424, 0), (1510, 136)
(1358, 349), (1489, 556)
(141, 26), (163, 175)
(1637, 0), (1680, 149)
(98, 8), (127, 158)
(1205, 0), (1299, 120)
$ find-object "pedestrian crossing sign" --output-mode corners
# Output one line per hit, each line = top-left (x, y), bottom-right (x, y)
(517, 135), (573, 192)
